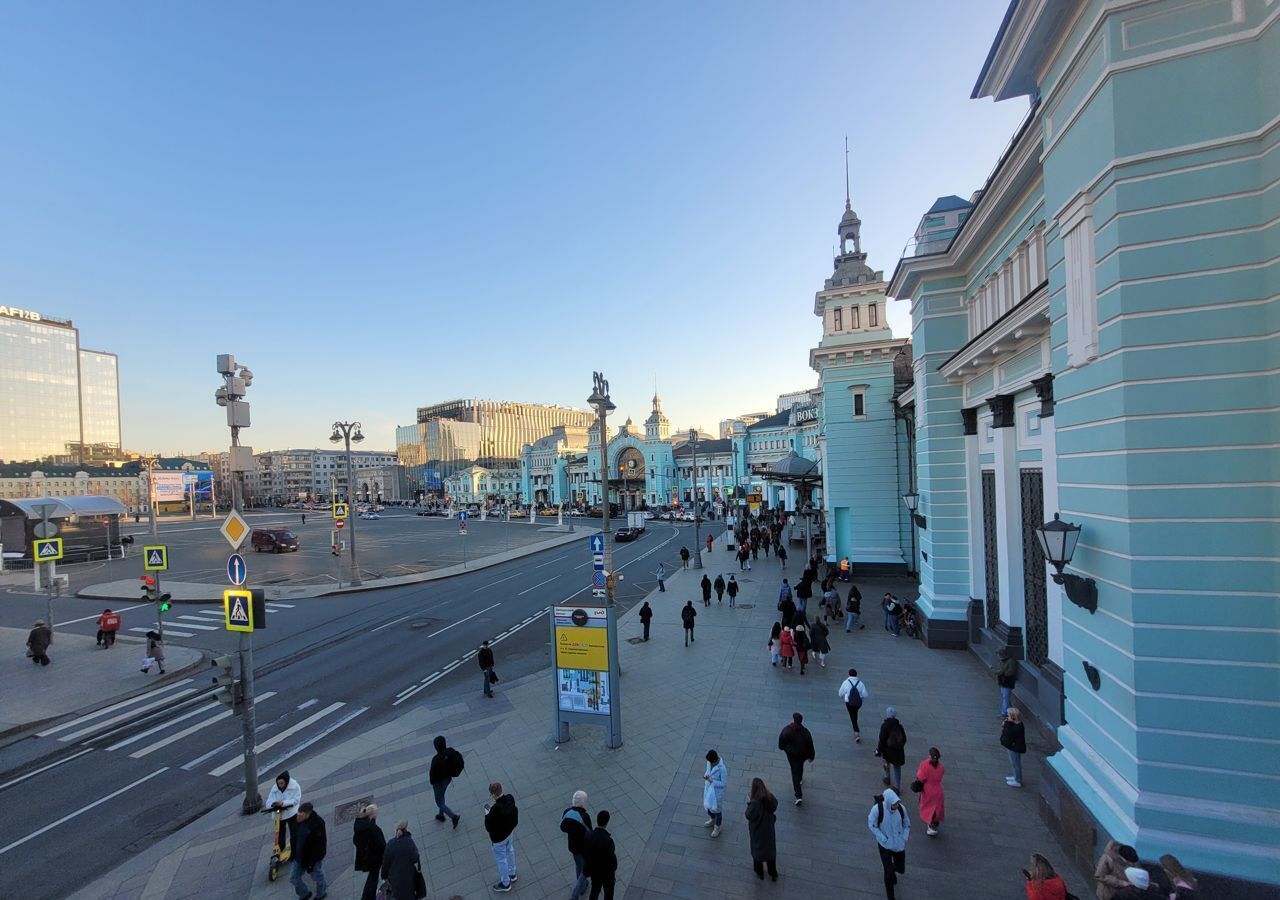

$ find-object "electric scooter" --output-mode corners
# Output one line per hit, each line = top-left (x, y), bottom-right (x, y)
(263, 804), (295, 881)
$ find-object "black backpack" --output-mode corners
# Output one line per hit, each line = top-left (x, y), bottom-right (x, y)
(447, 748), (465, 777)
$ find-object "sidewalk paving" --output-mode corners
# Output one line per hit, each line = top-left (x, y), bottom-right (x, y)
(71, 536), (1091, 900)
(75, 526), (596, 603)
(0, 627), (203, 737)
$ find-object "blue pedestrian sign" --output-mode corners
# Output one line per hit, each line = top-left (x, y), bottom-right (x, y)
(227, 553), (247, 586)
(589, 534), (605, 555)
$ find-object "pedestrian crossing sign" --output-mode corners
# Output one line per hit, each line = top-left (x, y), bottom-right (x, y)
(33, 538), (63, 561)
(223, 588), (266, 632)
(143, 545), (168, 571)
(333, 502), (348, 519)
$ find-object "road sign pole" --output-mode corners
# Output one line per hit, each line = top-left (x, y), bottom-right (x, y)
(155, 572), (164, 644)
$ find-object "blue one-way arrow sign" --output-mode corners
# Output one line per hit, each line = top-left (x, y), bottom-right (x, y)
(589, 534), (605, 554)
(227, 553), (247, 586)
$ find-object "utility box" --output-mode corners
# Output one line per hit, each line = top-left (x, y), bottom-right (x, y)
(229, 445), (255, 472)
(226, 400), (251, 428)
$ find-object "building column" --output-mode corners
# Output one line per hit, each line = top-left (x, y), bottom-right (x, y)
(989, 394), (1026, 646)
(963, 408), (984, 601)
(1033, 375), (1065, 668)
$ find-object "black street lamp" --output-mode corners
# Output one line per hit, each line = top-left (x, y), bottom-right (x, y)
(1035, 512), (1097, 613)
(901, 492), (927, 529)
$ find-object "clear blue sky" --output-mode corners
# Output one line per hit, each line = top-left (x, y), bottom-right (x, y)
(0, 1), (1027, 455)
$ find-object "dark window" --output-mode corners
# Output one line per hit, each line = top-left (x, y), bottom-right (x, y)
(853, 393), (865, 417)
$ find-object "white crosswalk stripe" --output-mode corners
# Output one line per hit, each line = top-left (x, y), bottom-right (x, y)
(37, 679), (195, 738)
(208, 702), (346, 777)
(130, 627), (195, 638)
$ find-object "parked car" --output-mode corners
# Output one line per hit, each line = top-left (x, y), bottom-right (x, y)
(614, 527), (640, 542)
(359, 512), (380, 520)
(251, 529), (299, 553)
(508, 508), (527, 518)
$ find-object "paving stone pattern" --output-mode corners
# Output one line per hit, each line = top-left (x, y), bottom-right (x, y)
(72, 536), (1091, 900)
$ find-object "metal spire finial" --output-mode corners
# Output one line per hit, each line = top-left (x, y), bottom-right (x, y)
(844, 136), (851, 211)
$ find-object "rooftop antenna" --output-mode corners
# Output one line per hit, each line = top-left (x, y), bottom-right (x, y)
(844, 136), (851, 211)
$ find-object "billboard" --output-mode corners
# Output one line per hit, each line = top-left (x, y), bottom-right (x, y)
(152, 472), (186, 503)
(553, 606), (610, 716)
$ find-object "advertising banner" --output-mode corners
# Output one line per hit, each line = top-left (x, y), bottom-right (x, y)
(152, 471), (186, 503)
(556, 668), (610, 716)
(553, 606), (608, 671)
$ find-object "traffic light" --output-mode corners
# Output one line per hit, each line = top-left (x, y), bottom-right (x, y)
(211, 655), (236, 707)
(139, 575), (156, 601)
(158, 593), (172, 613)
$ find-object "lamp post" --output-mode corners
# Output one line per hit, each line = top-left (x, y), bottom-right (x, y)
(689, 429), (703, 569)
(586, 372), (623, 748)
(330, 421), (364, 587)
(901, 491), (921, 575)
(144, 457), (160, 537)
(1035, 513), (1097, 613)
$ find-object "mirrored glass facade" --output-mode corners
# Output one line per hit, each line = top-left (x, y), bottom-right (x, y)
(79, 349), (121, 451)
(0, 316), (82, 464)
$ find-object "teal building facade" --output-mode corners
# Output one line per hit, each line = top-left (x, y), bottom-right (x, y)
(887, 0), (1278, 890)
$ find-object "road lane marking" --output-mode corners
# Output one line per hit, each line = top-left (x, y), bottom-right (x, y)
(472, 571), (524, 592)
(208, 703), (345, 777)
(165, 621), (220, 631)
(0, 748), (94, 793)
(297, 699), (317, 710)
(260, 706), (368, 774)
(124, 693), (279, 758)
(266, 603), (295, 608)
(105, 703), (219, 751)
(534, 555), (568, 568)
(370, 611), (417, 633)
(58, 688), (201, 743)
(0, 767), (168, 856)
(37, 680), (195, 738)
(423, 603), (500, 640)
(517, 576), (559, 595)
(130, 627), (196, 638)
(55, 602), (152, 628)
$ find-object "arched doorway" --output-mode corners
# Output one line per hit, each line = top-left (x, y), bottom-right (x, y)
(615, 447), (646, 511)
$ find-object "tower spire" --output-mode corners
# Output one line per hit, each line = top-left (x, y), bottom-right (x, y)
(844, 136), (851, 211)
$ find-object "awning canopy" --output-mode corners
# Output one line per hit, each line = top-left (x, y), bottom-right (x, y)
(0, 496), (129, 519)
(758, 451), (822, 486)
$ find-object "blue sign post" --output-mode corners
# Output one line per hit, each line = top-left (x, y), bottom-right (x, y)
(227, 553), (247, 586)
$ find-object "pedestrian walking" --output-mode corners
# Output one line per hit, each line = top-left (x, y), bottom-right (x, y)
(291, 801), (328, 900)
(777, 582), (796, 628)
(777, 544), (787, 568)
(713, 574), (726, 604)
(706, 533), (714, 555)
(883, 593), (902, 636)
(700, 574), (712, 607)
(737, 546), (749, 572)
(838, 668), (869, 742)
(1094, 841), (1141, 900)
(793, 624), (810, 675)
(560, 791), (592, 900)
(681, 601), (697, 646)
(839, 556), (851, 581)
(913, 747), (946, 836)
(768, 622), (782, 666)
(352, 803), (385, 900)
(380, 820), (423, 900)
(1022, 853), (1067, 900)
(655, 563), (666, 592)
(1001, 707), (1027, 788)
(428, 735), (463, 828)
(301, 513), (307, 526)
(778, 626), (795, 669)
(727, 575), (739, 608)
(997, 648), (1018, 717)
(761, 532), (771, 557)
(744, 777), (779, 882)
(26, 620), (52, 667)
(478, 640), (497, 698)
(846, 585), (865, 631)
(639, 601), (653, 641)
(702, 750), (727, 837)
(484, 782), (519, 892)
(583, 810), (617, 900)
(876, 708), (908, 792)
(810, 617), (830, 667)
(777, 712), (815, 805)
(868, 789), (910, 900)
(680, 546), (690, 569)
(144, 630), (166, 674)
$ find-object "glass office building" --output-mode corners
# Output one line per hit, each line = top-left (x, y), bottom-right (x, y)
(0, 309), (122, 465)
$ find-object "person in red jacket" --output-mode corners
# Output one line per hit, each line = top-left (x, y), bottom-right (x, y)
(778, 627), (795, 670)
(96, 609), (121, 648)
(1023, 853), (1067, 900)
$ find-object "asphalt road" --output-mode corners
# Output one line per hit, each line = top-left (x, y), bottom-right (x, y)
(0, 519), (726, 900)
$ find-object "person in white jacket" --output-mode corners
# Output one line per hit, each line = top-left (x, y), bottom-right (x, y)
(701, 750), (728, 838)
(266, 770), (303, 853)
(867, 788), (910, 900)
(838, 668), (870, 743)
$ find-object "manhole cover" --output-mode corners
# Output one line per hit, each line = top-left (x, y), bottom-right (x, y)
(738, 603), (755, 609)
(626, 637), (645, 644)
(334, 796), (374, 825)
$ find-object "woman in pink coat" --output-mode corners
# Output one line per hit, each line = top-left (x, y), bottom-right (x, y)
(778, 627), (796, 670)
(915, 746), (946, 835)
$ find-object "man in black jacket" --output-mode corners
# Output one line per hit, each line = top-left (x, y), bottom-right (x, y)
(428, 735), (462, 828)
(777, 712), (816, 806)
(583, 810), (618, 900)
(484, 781), (519, 892)
(478, 640), (496, 698)
(291, 801), (328, 900)
(559, 790), (591, 900)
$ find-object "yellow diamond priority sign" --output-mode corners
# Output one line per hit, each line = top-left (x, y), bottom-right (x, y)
(220, 509), (251, 550)
(224, 588), (254, 632)
(33, 538), (63, 562)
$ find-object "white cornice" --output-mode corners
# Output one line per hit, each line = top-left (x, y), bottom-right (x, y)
(940, 287), (1049, 381)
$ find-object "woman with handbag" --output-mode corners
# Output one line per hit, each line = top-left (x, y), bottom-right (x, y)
(911, 747), (946, 836)
(380, 820), (426, 898)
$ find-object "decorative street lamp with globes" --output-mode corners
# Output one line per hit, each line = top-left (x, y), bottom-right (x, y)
(330, 421), (364, 587)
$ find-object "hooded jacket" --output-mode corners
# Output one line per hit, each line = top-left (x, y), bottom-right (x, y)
(266, 772), (302, 813)
(681, 604), (697, 627)
(867, 789), (911, 852)
(777, 721), (815, 763)
(352, 814), (385, 872)
(484, 793), (519, 844)
(429, 736), (461, 785)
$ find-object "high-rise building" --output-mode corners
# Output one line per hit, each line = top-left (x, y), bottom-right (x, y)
(0, 307), (122, 464)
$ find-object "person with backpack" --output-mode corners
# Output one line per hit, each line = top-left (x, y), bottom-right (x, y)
(639, 601), (653, 641)
(876, 707), (908, 792)
(768, 622), (783, 667)
(352, 803), (386, 900)
(713, 574), (726, 604)
(913, 747), (946, 836)
(681, 601), (697, 646)
(428, 735), (463, 828)
(777, 712), (816, 806)
(838, 668), (869, 742)
(700, 574), (713, 607)
(1001, 707), (1027, 788)
(559, 790), (592, 900)
(727, 575), (739, 609)
(867, 789), (910, 900)
(810, 616), (831, 668)
(95, 609), (121, 648)
(846, 585), (865, 631)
